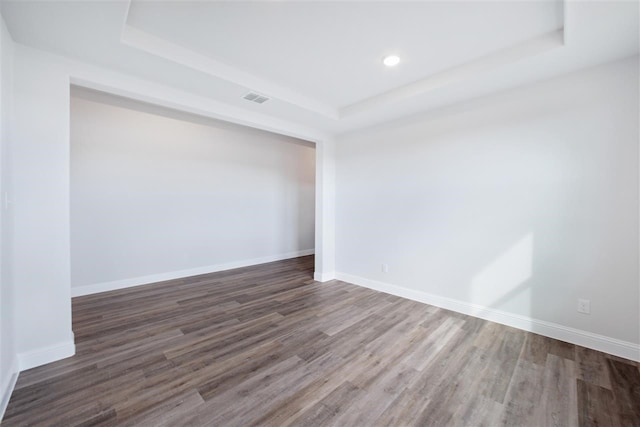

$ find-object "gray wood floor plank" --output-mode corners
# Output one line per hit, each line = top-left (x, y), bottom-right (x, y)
(2, 255), (638, 426)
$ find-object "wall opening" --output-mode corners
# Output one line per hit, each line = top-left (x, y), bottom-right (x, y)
(69, 85), (316, 298)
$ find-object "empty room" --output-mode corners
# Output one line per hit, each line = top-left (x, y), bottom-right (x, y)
(0, 1), (638, 426)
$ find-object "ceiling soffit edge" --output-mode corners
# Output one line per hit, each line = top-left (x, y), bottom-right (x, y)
(119, 0), (567, 122)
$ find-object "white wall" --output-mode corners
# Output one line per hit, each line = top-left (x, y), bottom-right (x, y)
(70, 91), (315, 291)
(10, 45), (75, 369)
(314, 137), (336, 282)
(5, 43), (333, 372)
(0, 13), (17, 418)
(335, 56), (640, 359)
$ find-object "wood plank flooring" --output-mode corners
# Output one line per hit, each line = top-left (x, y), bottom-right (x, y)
(3, 256), (639, 426)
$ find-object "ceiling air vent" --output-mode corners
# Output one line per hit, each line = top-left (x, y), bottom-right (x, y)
(243, 92), (270, 104)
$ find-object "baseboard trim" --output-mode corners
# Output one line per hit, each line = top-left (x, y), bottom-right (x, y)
(72, 249), (315, 297)
(335, 272), (640, 362)
(0, 356), (18, 422)
(314, 271), (335, 282)
(17, 339), (76, 372)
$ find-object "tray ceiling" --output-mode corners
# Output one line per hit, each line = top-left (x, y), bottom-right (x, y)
(1, 1), (638, 135)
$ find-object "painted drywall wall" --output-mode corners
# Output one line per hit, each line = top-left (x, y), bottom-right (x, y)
(70, 92), (315, 290)
(0, 13), (17, 419)
(6, 43), (334, 370)
(335, 57), (640, 356)
(314, 137), (336, 282)
(10, 45), (75, 367)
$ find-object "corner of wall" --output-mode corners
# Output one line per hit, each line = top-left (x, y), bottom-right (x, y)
(313, 271), (336, 282)
(0, 355), (18, 421)
(17, 335), (75, 372)
(314, 137), (336, 279)
(0, 10), (18, 423)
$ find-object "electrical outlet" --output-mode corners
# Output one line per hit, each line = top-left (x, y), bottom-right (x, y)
(578, 299), (590, 314)
(382, 263), (389, 273)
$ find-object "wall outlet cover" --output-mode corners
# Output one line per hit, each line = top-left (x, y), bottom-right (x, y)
(578, 299), (591, 314)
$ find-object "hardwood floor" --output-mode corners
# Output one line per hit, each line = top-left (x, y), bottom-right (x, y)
(3, 256), (639, 426)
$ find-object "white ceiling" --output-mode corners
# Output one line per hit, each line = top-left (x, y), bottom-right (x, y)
(127, 1), (562, 108)
(1, 1), (638, 136)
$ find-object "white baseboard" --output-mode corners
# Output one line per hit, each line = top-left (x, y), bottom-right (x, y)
(314, 271), (335, 282)
(72, 249), (315, 297)
(335, 272), (640, 362)
(17, 339), (76, 372)
(0, 356), (18, 422)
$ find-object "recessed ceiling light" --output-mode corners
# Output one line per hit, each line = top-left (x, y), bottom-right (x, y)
(383, 55), (400, 67)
